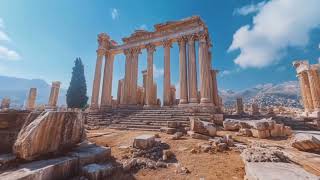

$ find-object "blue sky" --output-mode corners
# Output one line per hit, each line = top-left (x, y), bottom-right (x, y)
(0, 0), (319, 101)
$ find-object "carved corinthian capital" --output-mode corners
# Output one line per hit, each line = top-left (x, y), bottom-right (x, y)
(177, 36), (187, 47)
(96, 48), (106, 56)
(162, 40), (172, 48)
(146, 43), (156, 53)
(131, 47), (142, 57)
(123, 48), (132, 57)
(198, 32), (208, 43)
(187, 34), (198, 44)
(97, 33), (110, 49)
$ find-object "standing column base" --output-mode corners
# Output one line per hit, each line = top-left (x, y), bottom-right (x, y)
(100, 105), (112, 111)
(179, 99), (188, 104)
(189, 98), (199, 104)
(200, 98), (211, 104)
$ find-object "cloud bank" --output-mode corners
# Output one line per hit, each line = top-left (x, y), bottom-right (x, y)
(229, 0), (320, 68)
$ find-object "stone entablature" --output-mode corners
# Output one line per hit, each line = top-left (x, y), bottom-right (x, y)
(91, 16), (220, 110)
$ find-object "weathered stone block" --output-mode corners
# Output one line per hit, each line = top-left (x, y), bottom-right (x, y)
(68, 145), (111, 166)
(160, 127), (176, 134)
(244, 162), (319, 180)
(81, 163), (114, 180)
(133, 134), (155, 149)
(291, 133), (320, 152)
(0, 156), (78, 180)
(223, 119), (240, 131)
(251, 129), (270, 139)
(187, 131), (211, 140)
(167, 121), (180, 128)
(190, 117), (216, 136)
(13, 111), (85, 160)
(270, 124), (285, 137)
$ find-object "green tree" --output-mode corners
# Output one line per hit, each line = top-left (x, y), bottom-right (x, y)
(66, 57), (88, 108)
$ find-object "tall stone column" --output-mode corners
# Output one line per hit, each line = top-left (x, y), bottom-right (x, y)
(211, 70), (219, 106)
(298, 71), (314, 112)
(307, 67), (320, 110)
(101, 52), (114, 108)
(48, 81), (61, 108)
(198, 33), (211, 104)
(146, 44), (156, 106)
(142, 70), (147, 105)
(163, 40), (172, 106)
(178, 36), (188, 104)
(26, 88), (37, 110)
(117, 79), (124, 105)
(208, 49), (213, 102)
(91, 49), (105, 109)
(122, 49), (132, 105)
(187, 34), (198, 104)
(130, 47), (141, 105)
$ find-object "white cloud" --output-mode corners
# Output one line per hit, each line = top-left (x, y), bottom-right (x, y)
(111, 8), (119, 20)
(153, 64), (164, 79)
(234, 1), (266, 16)
(229, 0), (320, 68)
(0, 46), (20, 60)
(0, 31), (10, 42)
(219, 68), (241, 77)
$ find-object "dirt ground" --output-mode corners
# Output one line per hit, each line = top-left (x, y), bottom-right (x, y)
(87, 128), (245, 180)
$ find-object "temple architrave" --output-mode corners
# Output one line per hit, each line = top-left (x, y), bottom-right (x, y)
(91, 16), (221, 111)
(293, 60), (320, 118)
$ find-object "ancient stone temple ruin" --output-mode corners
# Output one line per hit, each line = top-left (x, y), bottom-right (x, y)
(91, 16), (220, 110)
(293, 60), (320, 118)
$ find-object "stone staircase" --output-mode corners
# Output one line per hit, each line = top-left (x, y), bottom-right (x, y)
(87, 107), (215, 131)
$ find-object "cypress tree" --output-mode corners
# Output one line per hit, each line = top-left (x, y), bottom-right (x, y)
(66, 57), (88, 108)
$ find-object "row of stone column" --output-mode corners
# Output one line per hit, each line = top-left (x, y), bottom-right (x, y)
(297, 66), (320, 113)
(91, 32), (219, 109)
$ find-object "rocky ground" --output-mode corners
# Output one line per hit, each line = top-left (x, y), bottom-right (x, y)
(87, 129), (245, 180)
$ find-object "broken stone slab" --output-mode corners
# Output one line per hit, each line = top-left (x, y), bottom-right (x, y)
(244, 162), (319, 180)
(251, 129), (270, 139)
(0, 156), (79, 180)
(189, 117), (216, 136)
(81, 163), (114, 180)
(246, 118), (275, 131)
(13, 111), (86, 160)
(133, 134), (155, 150)
(291, 133), (320, 152)
(187, 131), (211, 140)
(237, 128), (253, 137)
(223, 119), (241, 131)
(68, 145), (111, 166)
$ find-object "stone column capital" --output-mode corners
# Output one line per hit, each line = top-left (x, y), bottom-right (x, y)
(131, 47), (142, 57)
(146, 43), (156, 53)
(162, 40), (172, 48)
(198, 32), (208, 43)
(187, 34), (198, 44)
(97, 48), (106, 56)
(177, 36), (187, 47)
(123, 48), (132, 57)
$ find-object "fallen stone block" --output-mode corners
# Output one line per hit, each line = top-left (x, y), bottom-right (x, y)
(251, 129), (270, 139)
(81, 163), (114, 180)
(237, 128), (252, 137)
(190, 117), (216, 136)
(291, 133), (320, 152)
(187, 131), (211, 140)
(0, 156), (78, 180)
(171, 132), (183, 140)
(133, 134), (155, 150)
(68, 145), (111, 166)
(13, 111), (86, 160)
(270, 124), (285, 137)
(167, 121), (180, 128)
(241, 147), (289, 163)
(223, 119), (240, 131)
(244, 162), (319, 180)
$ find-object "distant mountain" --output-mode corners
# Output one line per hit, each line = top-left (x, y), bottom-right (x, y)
(220, 81), (302, 108)
(0, 75), (66, 108)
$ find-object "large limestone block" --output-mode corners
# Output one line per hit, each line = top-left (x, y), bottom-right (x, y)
(244, 162), (319, 180)
(223, 119), (240, 131)
(13, 111), (85, 160)
(246, 118), (275, 131)
(270, 123), (285, 137)
(0, 156), (78, 180)
(291, 133), (320, 152)
(133, 134), (155, 149)
(81, 163), (114, 180)
(68, 144), (111, 166)
(187, 131), (211, 140)
(190, 117), (217, 136)
(251, 129), (270, 139)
